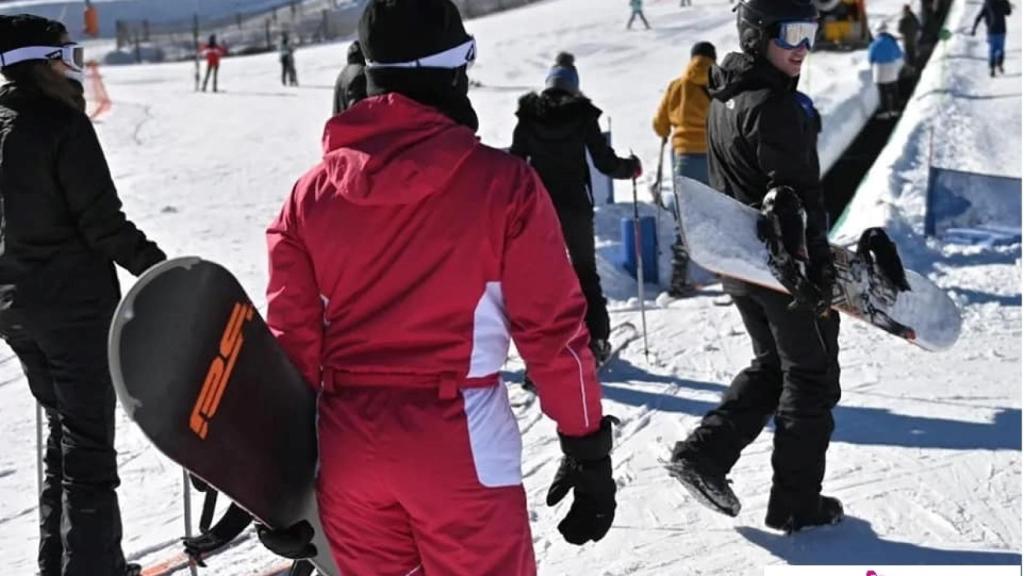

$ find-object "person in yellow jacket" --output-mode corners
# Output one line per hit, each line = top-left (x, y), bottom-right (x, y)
(652, 41), (716, 297)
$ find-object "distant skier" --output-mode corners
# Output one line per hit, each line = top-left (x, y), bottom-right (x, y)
(279, 32), (299, 87)
(510, 51), (642, 364)
(972, 0), (1013, 76)
(652, 41), (717, 296)
(627, 0), (651, 29)
(332, 40), (367, 114)
(0, 14), (165, 575)
(666, 0), (844, 534)
(897, 4), (921, 68)
(868, 22), (904, 118)
(201, 34), (227, 92)
(261, 1), (617, 573)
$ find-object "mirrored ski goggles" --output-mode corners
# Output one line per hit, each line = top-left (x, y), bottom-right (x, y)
(366, 37), (476, 70)
(773, 21), (818, 50)
(0, 43), (85, 72)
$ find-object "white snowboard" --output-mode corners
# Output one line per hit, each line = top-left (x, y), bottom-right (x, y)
(676, 176), (962, 351)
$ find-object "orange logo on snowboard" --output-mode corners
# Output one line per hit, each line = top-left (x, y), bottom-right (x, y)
(190, 302), (254, 439)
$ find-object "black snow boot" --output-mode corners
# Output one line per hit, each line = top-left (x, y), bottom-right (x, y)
(666, 444), (741, 517)
(765, 495), (844, 533)
(125, 563), (142, 576)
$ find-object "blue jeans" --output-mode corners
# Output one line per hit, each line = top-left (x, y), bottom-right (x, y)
(988, 34), (1006, 69)
(667, 152), (714, 289)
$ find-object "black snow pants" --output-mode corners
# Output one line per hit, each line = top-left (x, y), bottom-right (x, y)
(0, 300), (128, 576)
(678, 280), (841, 513)
(557, 209), (610, 342)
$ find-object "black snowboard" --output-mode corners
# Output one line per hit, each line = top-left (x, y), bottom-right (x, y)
(108, 257), (339, 575)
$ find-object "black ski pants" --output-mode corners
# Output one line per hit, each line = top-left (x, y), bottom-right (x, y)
(202, 63), (219, 92)
(626, 9), (651, 29)
(0, 304), (128, 576)
(679, 281), (841, 512)
(557, 209), (610, 342)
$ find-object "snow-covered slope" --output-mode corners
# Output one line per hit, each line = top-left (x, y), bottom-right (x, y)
(0, 0), (1019, 574)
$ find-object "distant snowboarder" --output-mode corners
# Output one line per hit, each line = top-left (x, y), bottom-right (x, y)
(868, 22), (904, 118)
(201, 34), (227, 92)
(972, 0), (1013, 76)
(898, 4), (921, 68)
(627, 0), (652, 29)
(666, 0), (845, 534)
(0, 14), (165, 575)
(279, 32), (299, 87)
(258, 1), (618, 572)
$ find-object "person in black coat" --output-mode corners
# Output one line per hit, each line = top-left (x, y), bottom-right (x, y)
(898, 4), (922, 68)
(972, 0), (1012, 76)
(666, 0), (843, 534)
(333, 40), (368, 114)
(510, 52), (641, 361)
(0, 14), (165, 576)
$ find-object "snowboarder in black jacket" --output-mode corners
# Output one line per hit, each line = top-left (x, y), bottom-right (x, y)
(666, 0), (843, 534)
(333, 40), (367, 114)
(898, 4), (922, 68)
(510, 52), (641, 361)
(0, 14), (165, 576)
(972, 0), (1012, 76)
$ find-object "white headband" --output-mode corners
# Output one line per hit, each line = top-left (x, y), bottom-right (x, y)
(366, 37), (476, 70)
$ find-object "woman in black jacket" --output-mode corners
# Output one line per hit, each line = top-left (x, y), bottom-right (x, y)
(0, 15), (165, 576)
(510, 52), (640, 362)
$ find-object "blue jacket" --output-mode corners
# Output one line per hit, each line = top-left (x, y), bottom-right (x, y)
(868, 33), (904, 64)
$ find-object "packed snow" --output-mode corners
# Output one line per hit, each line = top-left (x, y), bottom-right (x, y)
(0, 0), (1019, 573)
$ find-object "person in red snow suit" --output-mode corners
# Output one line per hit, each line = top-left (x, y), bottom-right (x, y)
(200, 34), (226, 92)
(262, 1), (618, 574)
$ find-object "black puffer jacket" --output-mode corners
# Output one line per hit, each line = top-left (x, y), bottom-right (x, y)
(0, 83), (164, 309)
(705, 52), (830, 266)
(510, 89), (636, 214)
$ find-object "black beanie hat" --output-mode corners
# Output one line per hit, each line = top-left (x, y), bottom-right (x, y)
(358, 0), (478, 131)
(358, 0), (470, 65)
(0, 14), (66, 57)
(691, 41), (717, 60)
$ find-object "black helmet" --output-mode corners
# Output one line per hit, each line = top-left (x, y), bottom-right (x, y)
(736, 0), (818, 56)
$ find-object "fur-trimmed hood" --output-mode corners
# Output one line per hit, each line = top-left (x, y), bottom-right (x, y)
(514, 89), (602, 140)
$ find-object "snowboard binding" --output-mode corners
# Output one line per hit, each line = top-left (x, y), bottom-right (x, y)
(856, 227), (911, 293)
(758, 186), (829, 314)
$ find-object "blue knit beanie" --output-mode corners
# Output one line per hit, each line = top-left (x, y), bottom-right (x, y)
(545, 51), (579, 93)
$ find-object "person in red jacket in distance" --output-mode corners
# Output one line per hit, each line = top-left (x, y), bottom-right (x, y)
(262, 1), (617, 574)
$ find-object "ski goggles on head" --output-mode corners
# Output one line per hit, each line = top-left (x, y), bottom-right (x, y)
(0, 43), (85, 72)
(366, 37), (476, 70)
(773, 21), (818, 50)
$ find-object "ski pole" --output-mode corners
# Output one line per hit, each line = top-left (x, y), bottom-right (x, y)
(183, 469), (199, 576)
(630, 173), (650, 361)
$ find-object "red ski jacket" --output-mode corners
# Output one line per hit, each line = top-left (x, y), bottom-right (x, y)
(266, 94), (603, 437)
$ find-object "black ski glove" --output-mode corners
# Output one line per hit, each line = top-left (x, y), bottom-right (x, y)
(256, 521), (317, 560)
(546, 415), (618, 545)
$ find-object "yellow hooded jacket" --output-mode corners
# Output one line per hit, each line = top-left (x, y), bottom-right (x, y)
(652, 55), (714, 155)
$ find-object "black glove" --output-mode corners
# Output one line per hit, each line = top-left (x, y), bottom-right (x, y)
(257, 521), (317, 560)
(546, 415), (618, 545)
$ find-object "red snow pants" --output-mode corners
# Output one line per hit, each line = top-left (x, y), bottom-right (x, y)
(316, 379), (536, 576)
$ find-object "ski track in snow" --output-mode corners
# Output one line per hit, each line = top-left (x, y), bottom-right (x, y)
(0, 0), (1020, 573)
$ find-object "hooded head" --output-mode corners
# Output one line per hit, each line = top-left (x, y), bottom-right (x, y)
(691, 41), (717, 61)
(545, 51), (580, 94)
(0, 14), (85, 111)
(358, 0), (478, 130)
